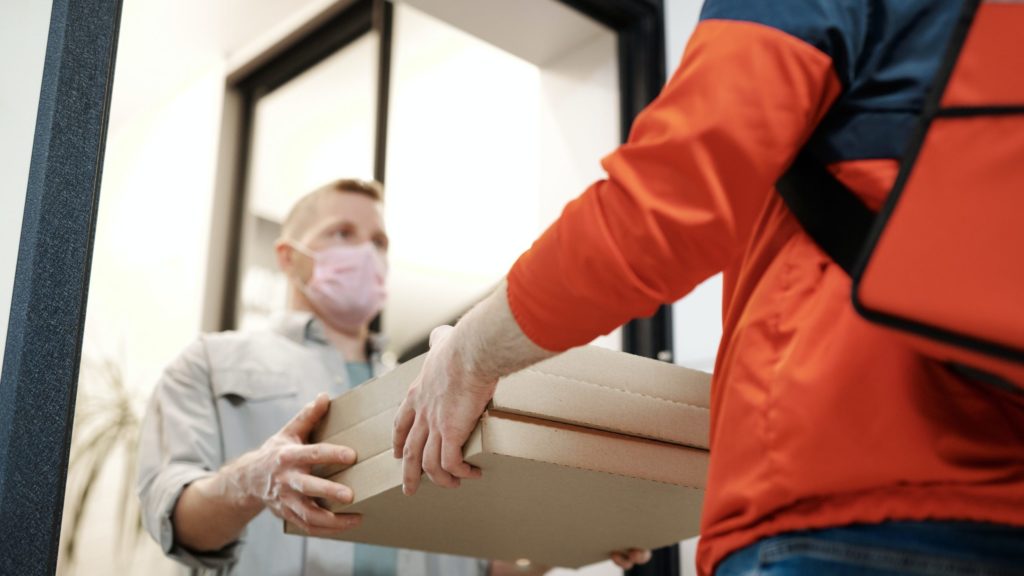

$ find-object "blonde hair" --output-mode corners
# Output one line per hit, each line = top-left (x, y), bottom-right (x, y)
(280, 178), (383, 242)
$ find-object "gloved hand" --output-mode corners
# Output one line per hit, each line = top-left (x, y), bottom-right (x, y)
(225, 393), (361, 536)
(611, 549), (653, 570)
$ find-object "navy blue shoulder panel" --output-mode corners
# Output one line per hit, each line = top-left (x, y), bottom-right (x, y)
(700, 0), (868, 87)
(699, 0), (966, 162)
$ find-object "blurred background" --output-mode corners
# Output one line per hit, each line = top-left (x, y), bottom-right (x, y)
(2, 0), (716, 574)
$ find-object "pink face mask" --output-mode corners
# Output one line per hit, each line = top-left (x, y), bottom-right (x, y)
(292, 242), (388, 331)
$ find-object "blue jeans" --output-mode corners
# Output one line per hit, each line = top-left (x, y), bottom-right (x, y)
(716, 521), (1024, 576)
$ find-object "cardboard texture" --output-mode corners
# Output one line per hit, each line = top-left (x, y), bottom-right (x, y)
(295, 346), (711, 568)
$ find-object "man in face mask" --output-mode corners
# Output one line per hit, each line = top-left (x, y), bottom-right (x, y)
(138, 180), (540, 576)
(278, 178), (390, 369)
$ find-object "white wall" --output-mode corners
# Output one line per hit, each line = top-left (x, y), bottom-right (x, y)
(538, 28), (624, 353)
(0, 0), (52, 373)
(59, 0), (227, 573)
(665, 0), (703, 78)
(381, 3), (625, 356)
(80, 0), (226, 435)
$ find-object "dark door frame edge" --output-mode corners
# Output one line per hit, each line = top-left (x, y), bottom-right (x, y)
(0, 0), (124, 573)
(372, 0), (394, 185)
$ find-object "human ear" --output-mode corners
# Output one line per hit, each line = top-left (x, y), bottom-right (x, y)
(274, 240), (295, 275)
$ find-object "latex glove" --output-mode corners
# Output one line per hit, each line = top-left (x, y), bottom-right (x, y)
(611, 549), (653, 570)
(227, 393), (361, 536)
(392, 325), (493, 495)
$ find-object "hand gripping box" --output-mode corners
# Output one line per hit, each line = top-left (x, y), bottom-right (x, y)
(287, 346), (711, 569)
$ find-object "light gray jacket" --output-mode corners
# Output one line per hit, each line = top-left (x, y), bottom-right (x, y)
(137, 313), (488, 576)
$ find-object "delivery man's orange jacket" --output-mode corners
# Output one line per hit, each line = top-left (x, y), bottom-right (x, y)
(506, 2), (1024, 574)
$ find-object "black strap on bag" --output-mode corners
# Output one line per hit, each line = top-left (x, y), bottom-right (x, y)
(775, 151), (876, 277)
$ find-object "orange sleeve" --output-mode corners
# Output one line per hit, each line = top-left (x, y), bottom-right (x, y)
(507, 19), (843, 351)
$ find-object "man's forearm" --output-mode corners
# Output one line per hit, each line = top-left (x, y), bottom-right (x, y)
(172, 457), (263, 552)
(395, 280), (561, 493)
(456, 280), (556, 383)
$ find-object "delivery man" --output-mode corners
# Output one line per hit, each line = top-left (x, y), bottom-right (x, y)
(392, 1), (1024, 575)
